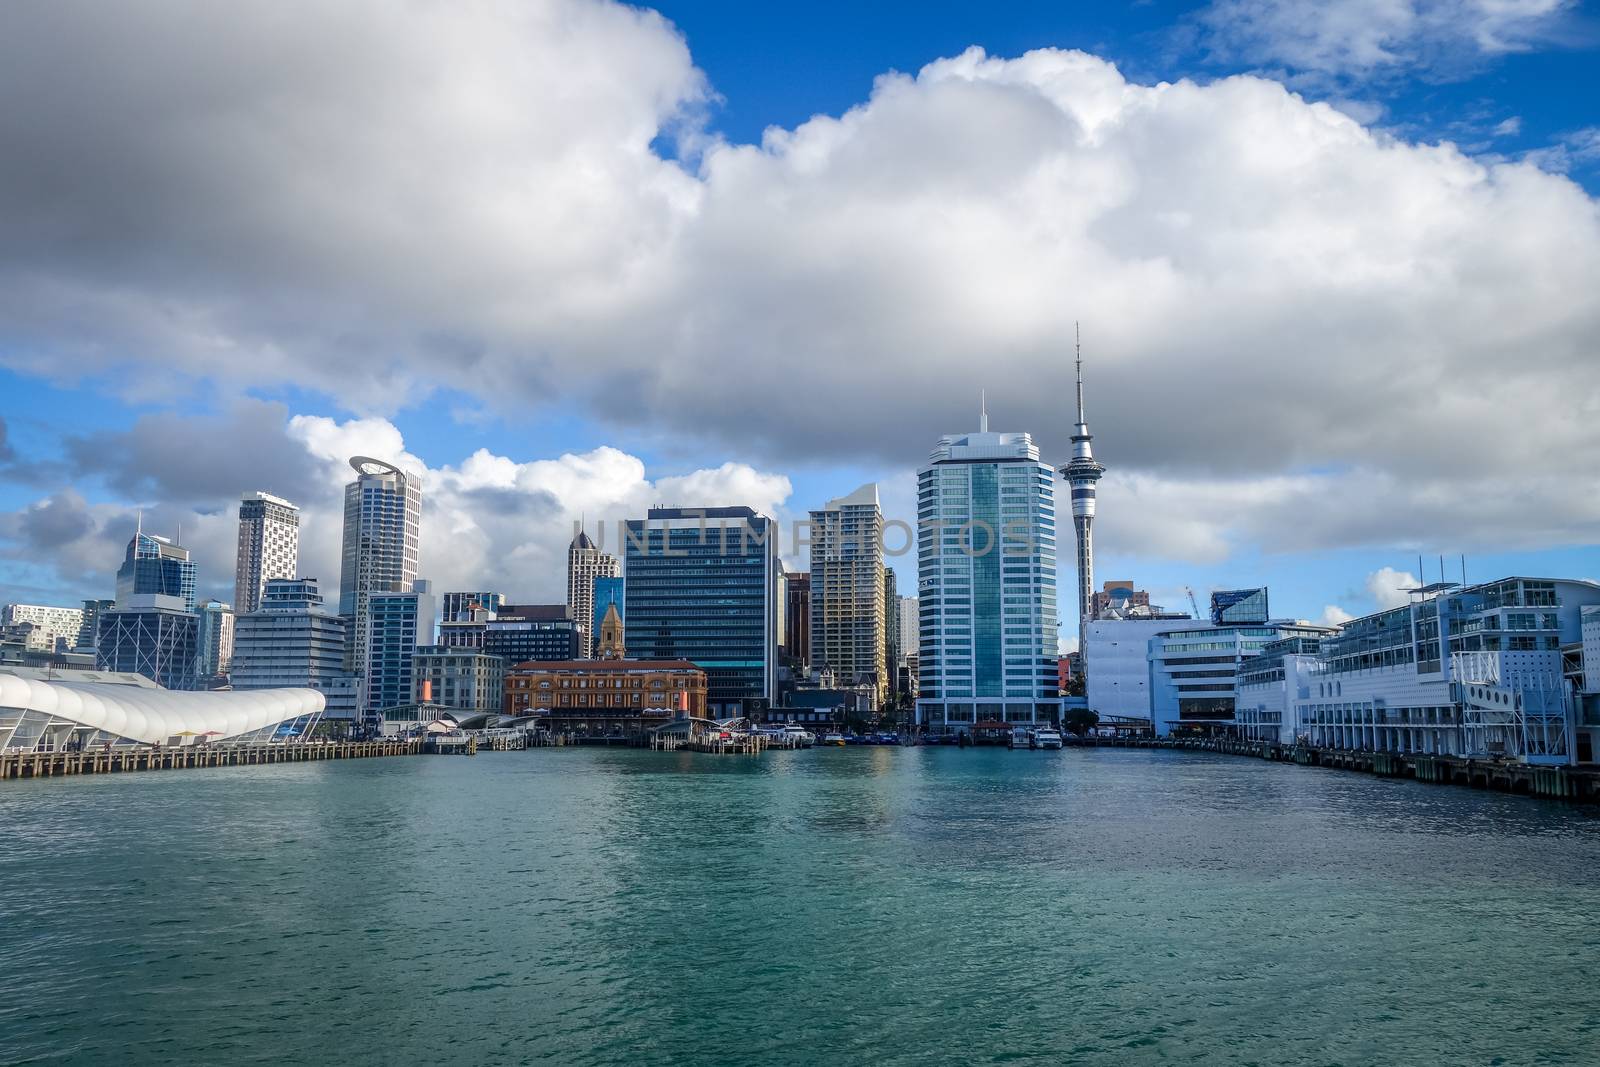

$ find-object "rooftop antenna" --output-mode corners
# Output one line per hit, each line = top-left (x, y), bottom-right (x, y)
(1075, 321), (1086, 429)
(1461, 555), (1467, 587)
(980, 389), (988, 433)
(136, 509), (143, 539)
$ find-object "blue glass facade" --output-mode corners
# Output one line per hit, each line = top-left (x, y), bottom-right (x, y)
(623, 507), (777, 715)
(115, 533), (197, 612)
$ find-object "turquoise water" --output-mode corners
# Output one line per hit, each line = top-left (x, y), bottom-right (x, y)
(2, 747), (1598, 1065)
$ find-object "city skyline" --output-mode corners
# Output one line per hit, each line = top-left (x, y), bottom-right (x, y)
(0, 0), (1596, 644)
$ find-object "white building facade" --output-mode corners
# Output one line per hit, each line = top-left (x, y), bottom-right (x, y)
(234, 491), (300, 616)
(916, 422), (1059, 732)
(1295, 577), (1600, 766)
(1, 603), (84, 652)
(810, 483), (887, 702)
(1084, 617), (1210, 724)
(232, 578), (357, 722)
(1150, 622), (1333, 736)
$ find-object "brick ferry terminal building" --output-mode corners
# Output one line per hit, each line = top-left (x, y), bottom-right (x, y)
(504, 660), (708, 738)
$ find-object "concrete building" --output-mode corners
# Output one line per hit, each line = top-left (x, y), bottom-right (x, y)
(1150, 620), (1333, 736)
(483, 604), (580, 663)
(75, 599), (115, 652)
(0, 603), (84, 652)
(916, 413), (1059, 732)
(784, 572), (811, 669)
(117, 530), (197, 612)
(194, 599), (235, 682)
(567, 528), (619, 659)
(338, 456), (422, 707)
(624, 506), (779, 716)
(234, 491), (300, 615)
(1236, 635), (1327, 744)
(232, 578), (357, 722)
(365, 579), (436, 720)
(1084, 616), (1211, 725)
(412, 646), (505, 717)
(898, 596), (919, 664)
(1294, 577), (1600, 766)
(809, 483), (886, 703)
(95, 594), (200, 690)
(1059, 339), (1106, 651)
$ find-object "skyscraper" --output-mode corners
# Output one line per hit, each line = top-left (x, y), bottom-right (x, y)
(898, 596), (920, 663)
(916, 411), (1059, 732)
(624, 507), (778, 716)
(784, 572), (811, 668)
(1060, 329), (1106, 653)
(567, 527), (619, 658)
(338, 456), (422, 705)
(809, 484), (887, 701)
(365, 579), (437, 717)
(234, 491), (300, 615)
(116, 528), (197, 612)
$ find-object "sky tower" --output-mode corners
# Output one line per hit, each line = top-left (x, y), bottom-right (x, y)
(1059, 325), (1106, 651)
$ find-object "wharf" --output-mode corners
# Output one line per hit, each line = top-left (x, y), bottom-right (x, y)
(1, 738), (422, 781)
(1067, 736), (1600, 801)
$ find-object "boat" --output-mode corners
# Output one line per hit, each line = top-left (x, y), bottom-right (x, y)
(1008, 727), (1030, 749)
(1032, 728), (1064, 750)
(780, 725), (815, 747)
(821, 733), (847, 746)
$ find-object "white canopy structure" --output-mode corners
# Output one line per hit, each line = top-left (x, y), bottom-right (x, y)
(0, 671), (325, 751)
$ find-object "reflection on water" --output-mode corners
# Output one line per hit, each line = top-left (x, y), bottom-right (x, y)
(1, 747), (1597, 1065)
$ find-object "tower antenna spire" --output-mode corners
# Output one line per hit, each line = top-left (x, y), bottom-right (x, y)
(1060, 320), (1106, 656)
(1075, 321), (1085, 427)
(980, 388), (988, 433)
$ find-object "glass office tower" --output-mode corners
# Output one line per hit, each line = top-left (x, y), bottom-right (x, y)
(116, 532), (197, 612)
(916, 423), (1059, 732)
(623, 507), (777, 717)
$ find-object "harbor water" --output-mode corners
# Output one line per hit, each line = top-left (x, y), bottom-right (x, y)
(2, 746), (1597, 1064)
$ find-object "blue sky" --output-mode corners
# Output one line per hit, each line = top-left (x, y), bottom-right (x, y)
(1, 0), (1597, 642)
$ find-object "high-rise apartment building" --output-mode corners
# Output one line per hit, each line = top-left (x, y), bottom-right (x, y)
(916, 415), (1059, 731)
(194, 599), (235, 681)
(117, 530), (197, 612)
(0, 603), (84, 652)
(339, 457), (422, 705)
(898, 596), (920, 664)
(810, 484), (887, 702)
(365, 579), (436, 716)
(232, 578), (356, 721)
(76, 599), (115, 651)
(567, 528), (619, 659)
(784, 572), (811, 668)
(234, 491), (300, 615)
(624, 507), (778, 716)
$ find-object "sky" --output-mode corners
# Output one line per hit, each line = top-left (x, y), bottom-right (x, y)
(1, 0), (1598, 649)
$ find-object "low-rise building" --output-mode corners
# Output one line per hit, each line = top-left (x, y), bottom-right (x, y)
(1235, 635), (1326, 744)
(1084, 617), (1209, 725)
(232, 578), (357, 721)
(1150, 621), (1334, 736)
(504, 660), (707, 737)
(483, 604), (579, 663)
(413, 646), (505, 717)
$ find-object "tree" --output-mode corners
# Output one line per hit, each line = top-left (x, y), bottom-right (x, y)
(1063, 707), (1099, 737)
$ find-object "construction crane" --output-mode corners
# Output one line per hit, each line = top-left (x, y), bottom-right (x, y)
(1183, 587), (1201, 619)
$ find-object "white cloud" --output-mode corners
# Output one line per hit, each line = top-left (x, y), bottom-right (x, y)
(0, 4), (1597, 570)
(1197, 0), (1579, 81)
(1366, 566), (1420, 609)
(1314, 604), (1356, 626)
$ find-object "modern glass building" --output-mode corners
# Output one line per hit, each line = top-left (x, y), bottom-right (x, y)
(1149, 620), (1331, 734)
(193, 599), (235, 682)
(916, 422), (1059, 731)
(95, 594), (199, 690)
(116, 532), (197, 612)
(483, 605), (580, 663)
(1211, 587), (1270, 625)
(623, 506), (778, 716)
(365, 580), (436, 719)
(339, 457), (422, 709)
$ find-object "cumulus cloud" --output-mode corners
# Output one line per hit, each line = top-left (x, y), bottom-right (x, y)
(0, 405), (793, 608)
(1196, 0), (1581, 83)
(0, 2), (1598, 573)
(1314, 604), (1356, 626)
(1366, 566), (1420, 608)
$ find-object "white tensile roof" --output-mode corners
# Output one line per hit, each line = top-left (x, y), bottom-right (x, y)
(0, 673), (324, 743)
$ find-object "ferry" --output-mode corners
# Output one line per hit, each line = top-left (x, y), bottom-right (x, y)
(781, 725), (816, 748)
(821, 733), (847, 746)
(1032, 728), (1064, 750)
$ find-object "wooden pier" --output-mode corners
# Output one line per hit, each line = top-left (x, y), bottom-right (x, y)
(0, 738), (421, 781)
(1064, 735), (1600, 801)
